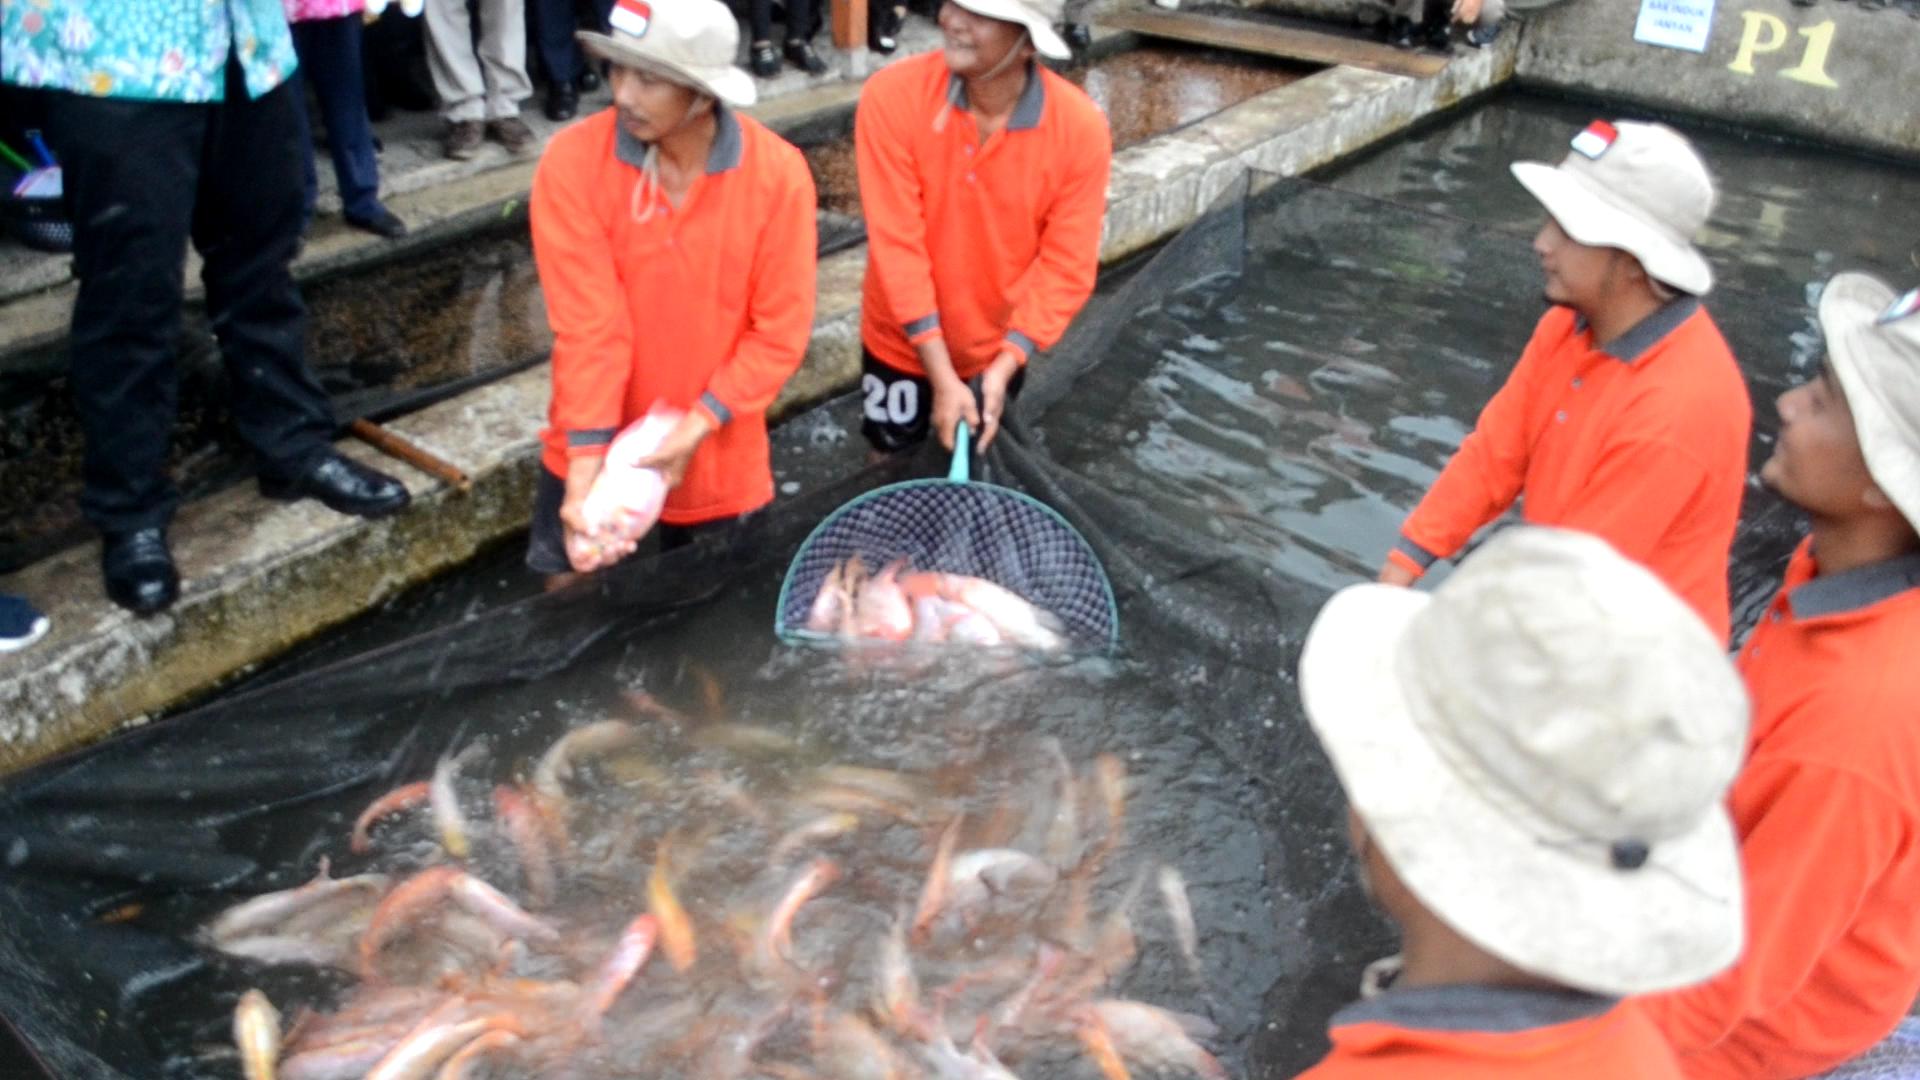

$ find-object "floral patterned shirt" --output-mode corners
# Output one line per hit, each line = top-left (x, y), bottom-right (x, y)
(1, 0), (299, 103)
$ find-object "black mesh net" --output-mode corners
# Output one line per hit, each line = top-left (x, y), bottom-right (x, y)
(774, 476), (1119, 651)
(0, 171), (1711, 1080)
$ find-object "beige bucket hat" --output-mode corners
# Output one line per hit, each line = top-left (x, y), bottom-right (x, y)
(1820, 272), (1920, 533)
(1298, 526), (1749, 996)
(1511, 120), (1717, 296)
(578, 0), (757, 109)
(949, 0), (1072, 60)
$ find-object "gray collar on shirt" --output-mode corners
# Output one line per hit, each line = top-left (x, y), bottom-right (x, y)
(1571, 295), (1701, 363)
(614, 104), (744, 174)
(1788, 552), (1920, 619)
(1331, 984), (1618, 1035)
(944, 63), (1047, 131)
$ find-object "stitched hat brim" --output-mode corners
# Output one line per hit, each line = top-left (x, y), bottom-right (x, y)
(947, 0), (1071, 59)
(577, 29), (758, 108)
(1512, 161), (1713, 297)
(1298, 582), (1744, 996)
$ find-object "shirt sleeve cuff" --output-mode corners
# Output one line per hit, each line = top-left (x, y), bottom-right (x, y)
(565, 427), (616, 458)
(904, 313), (943, 346)
(1388, 536), (1440, 577)
(697, 391), (732, 428)
(1002, 330), (1036, 365)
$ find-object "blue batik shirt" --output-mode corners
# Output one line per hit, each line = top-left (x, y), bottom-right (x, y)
(1, 0), (298, 103)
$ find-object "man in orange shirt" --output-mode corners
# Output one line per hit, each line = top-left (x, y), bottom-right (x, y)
(1297, 526), (1749, 1078)
(526, 0), (816, 581)
(1379, 121), (1751, 642)
(1643, 275), (1920, 1079)
(854, 0), (1111, 454)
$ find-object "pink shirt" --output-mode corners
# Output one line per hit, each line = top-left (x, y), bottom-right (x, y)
(283, 0), (365, 23)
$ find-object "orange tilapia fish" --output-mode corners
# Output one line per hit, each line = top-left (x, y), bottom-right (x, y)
(491, 785), (556, 908)
(582, 913), (660, 1020)
(760, 857), (841, 967)
(206, 857), (389, 945)
(351, 781), (432, 854)
(649, 837), (699, 973)
(910, 815), (965, 945)
(233, 989), (281, 1080)
(1088, 999), (1227, 1079)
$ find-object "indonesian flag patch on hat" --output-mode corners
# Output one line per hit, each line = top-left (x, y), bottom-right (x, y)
(1570, 120), (1619, 160)
(610, 0), (652, 36)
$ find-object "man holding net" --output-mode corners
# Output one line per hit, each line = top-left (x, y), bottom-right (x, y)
(527, 0), (817, 581)
(853, 0), (1112, 456)
(1299, 526), (1749, 1077)
(1377, 121), (1751, 644)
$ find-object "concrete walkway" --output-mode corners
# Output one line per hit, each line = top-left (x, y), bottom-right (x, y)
(0, 17), (1518, 772)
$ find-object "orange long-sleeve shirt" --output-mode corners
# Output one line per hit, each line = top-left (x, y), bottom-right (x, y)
(1295, 987), (1683, 1078)
(855, 50), (1111, 378)
(1642, 539), (1920, 1079)
(1388, 298), (1751, 642)
(532, 106), (817, 524)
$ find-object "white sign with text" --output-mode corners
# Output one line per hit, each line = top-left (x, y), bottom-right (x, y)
(1634, 0), (1717, 53)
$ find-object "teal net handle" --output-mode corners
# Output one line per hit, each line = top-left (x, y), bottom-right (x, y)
(949, 421), (972, 483)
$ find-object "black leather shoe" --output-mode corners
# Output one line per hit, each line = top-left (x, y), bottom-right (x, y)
(102, 527), (179, 616)
(544, 81), (579, 122)
(1062, 22), (1093, 51)
(575, 68), (601, 92)
(749, 41), (780, 77)
(784, 39), (829, 75)
(1386, 16), (1418, 48)
(345, 204), (408, 239)
(260, 452), (411, 518)
(869, 5), (901, 53)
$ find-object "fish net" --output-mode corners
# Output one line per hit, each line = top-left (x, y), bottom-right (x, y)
(773, 460), (1120, 652)
(0, 172), (1590, 1080)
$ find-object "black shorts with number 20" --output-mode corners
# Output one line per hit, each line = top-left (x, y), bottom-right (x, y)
(859, 348), (1024, 453)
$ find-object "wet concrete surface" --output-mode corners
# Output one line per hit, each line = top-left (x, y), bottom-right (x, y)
(0, 221), (548, 573)
(806, 44), (1312, 216)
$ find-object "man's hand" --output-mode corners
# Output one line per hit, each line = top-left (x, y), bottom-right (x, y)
(928, 373), (980, 452)
(1452, 0), (1483, 23)
(976, 350), (1021, 451)
(560, 455), (632, 572)
(1377, 558), (1418, 587)
(634, 409), (717, 489)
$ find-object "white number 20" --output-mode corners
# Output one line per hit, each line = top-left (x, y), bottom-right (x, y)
(862, 373), (918, 425)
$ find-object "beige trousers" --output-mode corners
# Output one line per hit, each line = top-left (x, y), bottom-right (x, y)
(423, 0), (534, 122)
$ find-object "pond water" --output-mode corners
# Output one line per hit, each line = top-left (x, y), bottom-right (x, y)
(6, 91), (1917, 1080)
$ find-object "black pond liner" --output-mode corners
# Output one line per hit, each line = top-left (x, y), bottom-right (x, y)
(0, 168), (1819, 1078)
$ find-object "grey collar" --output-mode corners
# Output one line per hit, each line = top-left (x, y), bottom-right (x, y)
(1332, 985), (1617, 1036)
(1572, 295), (1701, 363)
(1788, 551), (1920, 619)
(945, 63), (1047, 132)
(613, 105), (743, 174)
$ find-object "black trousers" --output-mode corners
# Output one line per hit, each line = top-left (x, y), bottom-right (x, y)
(44, 61), (336, 534)
(748, 0), (820, 45)
(528, 0), (613, 87)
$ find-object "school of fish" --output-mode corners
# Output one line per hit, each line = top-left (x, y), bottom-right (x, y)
(804, 556), (1070, 653)
(208, 705), (1221, 1080)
